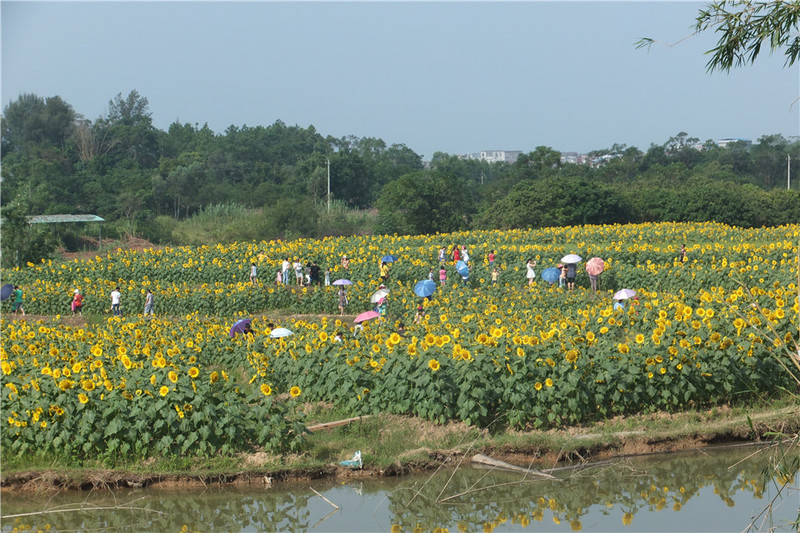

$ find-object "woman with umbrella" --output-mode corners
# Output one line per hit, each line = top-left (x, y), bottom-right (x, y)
(560, 254), (582, 291)
(379, 261), (390, 283)
(376, 297), (388, 323)
(338, 286), (348, 316)
(585, 257), (605, 293)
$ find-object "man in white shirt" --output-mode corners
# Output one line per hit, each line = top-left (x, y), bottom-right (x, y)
(110, 287), (122, 316)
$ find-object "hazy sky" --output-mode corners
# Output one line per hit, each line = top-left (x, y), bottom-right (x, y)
(3, 1), (799, 159)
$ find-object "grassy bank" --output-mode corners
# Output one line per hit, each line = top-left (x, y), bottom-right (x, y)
(3, 397), (798, 491)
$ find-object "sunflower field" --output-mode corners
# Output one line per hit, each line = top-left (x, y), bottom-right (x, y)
(1, 222), (798, 460)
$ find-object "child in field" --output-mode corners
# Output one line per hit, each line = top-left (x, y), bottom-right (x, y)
(439, 266), (447, 286)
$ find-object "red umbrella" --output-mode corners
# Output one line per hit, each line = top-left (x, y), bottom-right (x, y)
(354, 310), (380, 324)
(585, 257), (605, 276)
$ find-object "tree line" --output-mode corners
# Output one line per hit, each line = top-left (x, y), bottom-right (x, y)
(2, 90), (799, 265)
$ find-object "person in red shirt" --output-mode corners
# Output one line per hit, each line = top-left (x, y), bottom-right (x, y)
(72, 289), (83, 316)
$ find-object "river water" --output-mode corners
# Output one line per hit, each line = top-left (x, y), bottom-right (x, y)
(2, 444), (798, 532)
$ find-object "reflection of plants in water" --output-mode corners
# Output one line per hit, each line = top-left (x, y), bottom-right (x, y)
(385, 447), (797, 531)
(718, 241), (799, 532)
(2, 488), (314, 533)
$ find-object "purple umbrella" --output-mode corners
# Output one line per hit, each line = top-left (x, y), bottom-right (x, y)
(229, 319), (252, 337)
(333, 279), (352, 286)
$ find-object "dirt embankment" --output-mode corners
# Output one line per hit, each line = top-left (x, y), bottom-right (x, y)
(3, 406), (798, 492)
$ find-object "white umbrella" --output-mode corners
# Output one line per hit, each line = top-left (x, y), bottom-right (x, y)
(613, 289), (637, 300)
(561, 254), (582, 264)
(370, 288), (390, 303)
(269, 327), (294, 338)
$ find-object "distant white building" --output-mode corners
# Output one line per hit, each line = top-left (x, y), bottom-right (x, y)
(714, 138), (752, 149)
(463, 150), (522, 164)
(560, 152), (591, 165)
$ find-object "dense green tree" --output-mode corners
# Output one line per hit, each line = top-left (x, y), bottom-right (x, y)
(2, 94), (76, 155)
(514, 146), (563, 176)
(476, 176), (634, 230)
(0, 199), (57, 267)
(97, 90), (159, 169)
(750, 134), (790, 188)
(376, 171), (472, 235)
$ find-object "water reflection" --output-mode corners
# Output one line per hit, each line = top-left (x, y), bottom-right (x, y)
(2, 444), (797, 532)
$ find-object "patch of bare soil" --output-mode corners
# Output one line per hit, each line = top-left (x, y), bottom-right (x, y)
(3, 314), (87, 328)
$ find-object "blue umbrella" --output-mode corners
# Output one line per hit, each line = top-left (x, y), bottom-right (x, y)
(541, 267), (561, 284)
(414, 280), (437, 298)
(0, 284), (14, 301)
(229, 319), (252, 337)
(456, 260), (469, 277)
(381, 255), (398, 263)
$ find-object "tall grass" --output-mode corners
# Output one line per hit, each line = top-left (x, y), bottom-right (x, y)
(315, 199), (377, 237)
(170, 202), (378, 245)
(171, 203), (264, 245)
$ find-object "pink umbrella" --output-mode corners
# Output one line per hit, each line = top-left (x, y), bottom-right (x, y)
(354, 310), (380, 324)
(585, 257), (605, 276)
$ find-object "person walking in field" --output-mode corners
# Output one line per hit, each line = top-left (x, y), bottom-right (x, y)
(144, 289), (155, 316)
(250, 263), (258, 285)
(438, 247), (446, 265)
(110, 287), (122, 316)
(491, 267), (499, 286)
(439, 265), (447, 286)
(337, 286), (348, 316)
(276, 269), (282, 285)
(566, 263), (577, 291)
(12, 285), (25, 315)
(310, 260), (321, 285)
(282, 257), (291, 285)
(72, 289), (84, 316)
(526, 259), (537, 286)
(380, 261), (390, 283)
(488, 250), (496, 269)
(558, 264), (567, 289)
(293, 258), (303, 286)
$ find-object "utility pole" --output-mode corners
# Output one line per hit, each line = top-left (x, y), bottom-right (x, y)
(327, 159), (331, 213)
(788, 154), (791, 190)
